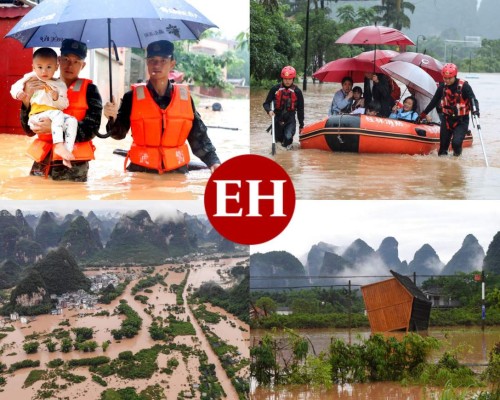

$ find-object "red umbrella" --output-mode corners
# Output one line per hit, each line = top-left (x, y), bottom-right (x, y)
(335, 25), (415, 46)
(336, 26), (414, 71)
(313, 57), (383, 83)
(391, 52), (444, 82)
(354, 50), (400, 68)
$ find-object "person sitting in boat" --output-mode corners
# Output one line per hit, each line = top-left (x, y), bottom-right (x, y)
(389, 96), (419, 122)
(328, 76), (353, 116)
(364, 101), (382, 117)
(364, 73), (393, 117)
(408, 87), (440, 124)
(349, 86), (365, 114)
(420, 63), (479, 157)
(263, 65), (305, 150)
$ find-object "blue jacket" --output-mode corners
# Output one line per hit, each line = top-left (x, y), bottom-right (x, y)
(389, 109), (418, 121)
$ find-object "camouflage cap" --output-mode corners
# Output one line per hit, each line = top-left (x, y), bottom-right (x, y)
(60, 39), (87, 59)
(146, 40), (174, 58)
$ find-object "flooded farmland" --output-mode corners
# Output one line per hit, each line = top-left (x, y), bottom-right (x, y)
(0, 256), (249, 399)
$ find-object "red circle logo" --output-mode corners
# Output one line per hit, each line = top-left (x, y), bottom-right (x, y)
(204, 155), (295, 245)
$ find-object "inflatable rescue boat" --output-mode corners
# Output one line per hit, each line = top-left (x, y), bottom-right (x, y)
(299, 114), (473, 155)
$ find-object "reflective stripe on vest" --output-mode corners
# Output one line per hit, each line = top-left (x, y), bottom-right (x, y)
(275, 85), (297, 112)
(26, 79), (94, 162)
(129, 84), (194, 173)
(441, 79), (470, 117)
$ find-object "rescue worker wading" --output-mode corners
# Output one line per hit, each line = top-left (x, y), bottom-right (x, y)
(263, 66), (305, 150)
(420, 63), (480, 156)
(20, 39), (102, 181)
(103, 40), (220, 174)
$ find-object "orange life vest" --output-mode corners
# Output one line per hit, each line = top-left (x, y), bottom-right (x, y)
(441, 79), (470, 117)
(26, 78), (95, 162)
(275, 85), (298, 112)
(127, 84), (193, 173)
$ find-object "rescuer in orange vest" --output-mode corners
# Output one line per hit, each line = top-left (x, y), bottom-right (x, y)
(420, 63), (480, 156)
(103, 40), (221, 174)
(19, 39), (103, 181)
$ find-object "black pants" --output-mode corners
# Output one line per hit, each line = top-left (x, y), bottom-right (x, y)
(439, 115), (469, 156)
(274, 117), (296, 147)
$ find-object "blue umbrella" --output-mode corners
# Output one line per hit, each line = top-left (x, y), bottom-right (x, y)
(5, 0), (217, 100)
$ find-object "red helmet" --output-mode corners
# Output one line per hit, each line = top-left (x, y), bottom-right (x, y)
(442, 63), (458, 78)
(281, 66), (296, 79)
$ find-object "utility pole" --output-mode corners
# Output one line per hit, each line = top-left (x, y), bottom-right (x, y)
(481, 270), (485, 332)
(348, 280), (352, 345)
(303, 0), (311, 91)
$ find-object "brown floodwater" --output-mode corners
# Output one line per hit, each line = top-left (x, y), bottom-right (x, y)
(0, 98), (249, 200)
(1, 261), (248, 399)
(251, 73), (500, 199)
(250, 326), (500, 399)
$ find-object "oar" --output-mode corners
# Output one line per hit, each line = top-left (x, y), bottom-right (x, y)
(271, 101), (276, 156)
(472, 114), (489, 167)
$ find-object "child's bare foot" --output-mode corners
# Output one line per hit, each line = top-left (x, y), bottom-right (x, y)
(54, 143), (75, 166)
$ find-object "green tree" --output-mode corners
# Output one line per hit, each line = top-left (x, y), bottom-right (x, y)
(46, 340), (57, 352)
(250, 0), (302, 82)
(255, 296), (278, 316)
(61, 338), (73, 353)
(291, 297), (320, 314)
(372, 0), (416, 31)
(23, 341), (39, 354)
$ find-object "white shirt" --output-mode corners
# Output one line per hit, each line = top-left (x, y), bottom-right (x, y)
(10, 71), (69, 111)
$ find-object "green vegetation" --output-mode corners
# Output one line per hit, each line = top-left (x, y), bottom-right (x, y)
(75, 340), (99, 352)
(23, 369), (49, 387)
(68, 356), (110, 368)
(8, 359), (40, 373)
(46, 358), (64, 368)
(165, 316), (196, 336)
(23, 341), (40, 354)
(197, 351), (226, 400)
(134, 294), (149, 304)
(192, 304), (222, 324)
(99, 281), (129, 304)
(250, 329), (499, 395)
(111, 301), (142, 340)
(92, 374), (108, 387)
(59, 370), (86, 384)
(195, 275), (249, 323)
(174, 270), (190, 305)
(34, 247), (91, 295)
(131, 274), (166, 295)
(60, 337), (73, 353)
(100, 384), (165, 400)
(45, 340), (57, 352)
(72, 327), (94, 342)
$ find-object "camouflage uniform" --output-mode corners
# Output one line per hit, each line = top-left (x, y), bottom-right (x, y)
(21, 83), (102, 182)
(106, 81), (220, 172)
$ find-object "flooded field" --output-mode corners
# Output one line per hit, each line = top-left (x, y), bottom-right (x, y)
(0, 97), (249, 200)
(0, 257), (249, 399)
(250, 326), (500, 399)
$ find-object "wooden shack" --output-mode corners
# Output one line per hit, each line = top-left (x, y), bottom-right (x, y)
(361, 270), (431, 333)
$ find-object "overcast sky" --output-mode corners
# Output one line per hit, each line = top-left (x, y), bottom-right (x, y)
(187, 0), (249, 39)
(252, 200), (500, 264)
(0, 200), (206, 220)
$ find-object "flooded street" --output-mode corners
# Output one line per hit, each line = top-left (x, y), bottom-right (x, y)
(0, 97), (249, 200)
(251, 73), (500, 199)
(1, 259), (249, 399)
